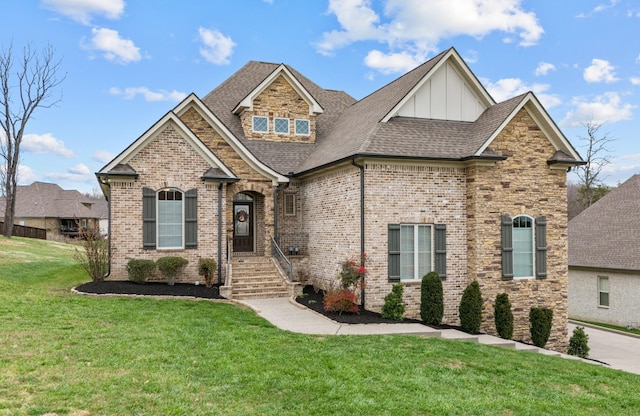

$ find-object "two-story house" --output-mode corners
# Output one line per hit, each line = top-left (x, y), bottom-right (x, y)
(97, 48), (582, 350)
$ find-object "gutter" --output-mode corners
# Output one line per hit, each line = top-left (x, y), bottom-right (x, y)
(351, 158), (365, 308)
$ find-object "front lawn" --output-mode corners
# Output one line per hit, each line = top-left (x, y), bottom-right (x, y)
(1, 236), (639, 415)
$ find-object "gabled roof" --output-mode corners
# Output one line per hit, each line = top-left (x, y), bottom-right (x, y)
(0, 182), (104, 219)
(97, 111), (236, 181)
(233, 64), (323, 115)
(174, 94), (288, 184)
(569, 174), (640, 272)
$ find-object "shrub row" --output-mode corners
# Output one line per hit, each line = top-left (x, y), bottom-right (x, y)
(126, 257), (217, 286)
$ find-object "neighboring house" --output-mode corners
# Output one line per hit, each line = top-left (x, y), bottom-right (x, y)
(568, 174), (640, 328)
(0, 182), (106, 240)
(97, 47), (582, 350)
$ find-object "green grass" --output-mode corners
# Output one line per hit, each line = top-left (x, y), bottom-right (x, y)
(571, 319), (640, 336)
(1, 237), (640, 415)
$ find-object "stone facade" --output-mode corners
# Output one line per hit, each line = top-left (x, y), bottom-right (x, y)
(239, 75), (316, 143)
(466, 109), (569, 351)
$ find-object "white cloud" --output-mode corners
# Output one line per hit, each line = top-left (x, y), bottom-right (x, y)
(93, 150), (115, 163)
(42, 0), (125, 25)
(15, 165), (38, 185)
(485, 78), (561, 108)
(317, 0), (544, 73)
(364, 50), (424, 74)
(84, 27), (142, 64)
(631, 77), (640, 85)
(197, 28), (236, 65)
(535, 62), (556, 76)
(46, 163), (94, 183)
(594, 0), (619, 13)
(561, 92), (635, 127)
(584, 58), (619, 83)
(109, 87), (187, 102)
(22, 133), (74, 158)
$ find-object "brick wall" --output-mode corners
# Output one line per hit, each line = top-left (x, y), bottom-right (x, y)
(466, 108), (569, 351)
(108, 123), (222, 283)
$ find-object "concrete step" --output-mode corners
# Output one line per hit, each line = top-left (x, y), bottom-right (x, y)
(231, 256), (289, 299)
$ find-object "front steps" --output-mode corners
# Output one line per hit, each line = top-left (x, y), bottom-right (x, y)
(230, 256), (289, 299)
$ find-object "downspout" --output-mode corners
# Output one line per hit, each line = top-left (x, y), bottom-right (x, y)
(102, 181), (112, 280)
(351, 158), (365, 308)
(273, 181), (290, 242)
(217, 182), (223, 285)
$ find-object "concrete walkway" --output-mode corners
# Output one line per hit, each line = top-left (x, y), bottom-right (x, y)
(240, 297), (640, 376)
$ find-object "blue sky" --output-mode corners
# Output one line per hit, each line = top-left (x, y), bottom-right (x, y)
(2, 0), (640, 193)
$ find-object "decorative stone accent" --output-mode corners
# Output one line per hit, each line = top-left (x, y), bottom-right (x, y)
(239, 75), (316, 143)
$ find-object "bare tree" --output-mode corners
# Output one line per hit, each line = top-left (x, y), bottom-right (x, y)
(573, 121), (615, 208)
(0, 42), (65, 237)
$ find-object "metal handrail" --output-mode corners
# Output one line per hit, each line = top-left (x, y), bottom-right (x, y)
(271, 236), (293, 282)
(225, 235), (232, 286)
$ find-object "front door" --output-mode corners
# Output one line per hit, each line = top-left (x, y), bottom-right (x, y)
(233, 201), (253, 252)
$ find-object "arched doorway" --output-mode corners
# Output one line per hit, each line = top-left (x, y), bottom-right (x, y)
(233, 193), (254, 252)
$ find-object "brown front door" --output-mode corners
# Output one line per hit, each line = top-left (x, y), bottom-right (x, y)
(233, 202), (253, 252)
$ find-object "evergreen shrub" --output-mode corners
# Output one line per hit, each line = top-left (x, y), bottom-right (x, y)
(420, 271), (443, 325)
(529, 307), (553, 348)
(459, 281), (482, 334)
(126, 259), (156, 284)
(568, 326), (590, 358)
(156, 256), (188, 286)
(381, 283), (405, 321)
(494, 293), (514, 339)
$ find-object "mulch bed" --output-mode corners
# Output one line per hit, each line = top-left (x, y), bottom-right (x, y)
(75, 280), (224, 299)
(295, 285), (424, 325)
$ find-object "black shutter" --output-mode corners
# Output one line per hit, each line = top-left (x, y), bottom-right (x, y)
(434, 224), (446, 279)
(143, 188), (156, 249)
(535, 216), (547, 279)
(501, 214), (513, 280)
(185, 189), (197, 249)
(388, 224), (400, 282)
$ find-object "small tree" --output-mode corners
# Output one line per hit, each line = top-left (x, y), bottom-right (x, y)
(574, 120), (615, 208)
(568, 326), (590, 358)
(381, 283), (405, 321)
(459, 281), (482, 334)
(494, 293), (514, 339)
(529, 307), (553, 348)
(198, 258), (217, 288)
(156, 256), (188, 286)
(420, 271), (443, 325)
(73, 224), (108, 282)
(126, 259), (156, 284)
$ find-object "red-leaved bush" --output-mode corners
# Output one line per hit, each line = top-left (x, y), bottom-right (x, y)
(323, 289), (359, 314)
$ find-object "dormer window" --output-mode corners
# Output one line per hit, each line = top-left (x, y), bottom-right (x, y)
(274, 117), (290, 134)
(295, 119), (310, 136)
(252, 116), (268, 133)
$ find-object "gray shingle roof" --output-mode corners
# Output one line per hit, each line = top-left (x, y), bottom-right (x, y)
(0, 182), (105, 219)
(569, 174), (640, 271)
(196, 49), (580, 176)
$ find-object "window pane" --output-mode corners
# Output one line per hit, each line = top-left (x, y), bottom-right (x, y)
(600, 292), (609, 307)
(295, 119), (310, 135)
(417, 225), (432, 278)
(158, 198), (182, 248)
(400, 225), (414, 280)
(274, 118), (289, 134)
(513, 217), (533, 277)
(253, 116), (268, 132)
(598, 276), (609, 292)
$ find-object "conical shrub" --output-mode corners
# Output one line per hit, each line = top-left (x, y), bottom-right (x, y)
(459, 281), (482, 334)
(420, 271), (443, 325)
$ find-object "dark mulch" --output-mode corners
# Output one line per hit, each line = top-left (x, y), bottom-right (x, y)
(295, 285), (424, 325)
(75, 280), (224, 299)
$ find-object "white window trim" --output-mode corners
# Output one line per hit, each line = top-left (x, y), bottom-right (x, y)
(294, 119), (310, 136)
(284, 193), (296, 216)
(157, 189), (185, 250)
(512, 214), (535, 280)
(598, 276), (610, 308)
(252, 115), (269, 133)
(274, 117), (290, 134)
(400, 224), (433, 282)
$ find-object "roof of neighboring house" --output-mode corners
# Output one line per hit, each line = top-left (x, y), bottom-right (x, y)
(569, 174), (640, 271)
(0, 182), (106, 220)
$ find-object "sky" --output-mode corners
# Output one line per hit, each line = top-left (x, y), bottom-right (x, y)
(2, 0), (640, 194)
